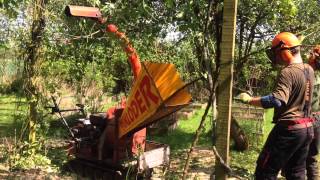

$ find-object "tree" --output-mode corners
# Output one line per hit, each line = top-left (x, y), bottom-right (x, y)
(24, 0), (47, 143)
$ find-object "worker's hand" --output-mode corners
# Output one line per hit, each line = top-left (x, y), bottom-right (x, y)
(236, 92), (252, 104)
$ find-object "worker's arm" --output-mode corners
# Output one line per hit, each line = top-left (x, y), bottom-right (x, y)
(248, 96), (262, 107)
(238, 93), (282, 109)
(250, 94), (282, 108)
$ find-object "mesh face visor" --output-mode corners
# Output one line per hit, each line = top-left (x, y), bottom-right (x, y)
(265, 48), (276, 64)
(265, 41), (285, 64)
(265, 41), (300, 65)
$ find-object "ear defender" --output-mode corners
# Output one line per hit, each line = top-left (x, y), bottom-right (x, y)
(280, 49), (294, 63)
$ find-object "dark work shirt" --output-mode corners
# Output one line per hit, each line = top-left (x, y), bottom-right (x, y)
(272, 63), (314, 122)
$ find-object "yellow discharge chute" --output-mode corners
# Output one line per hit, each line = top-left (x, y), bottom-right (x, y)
(118, 62), (192, 138)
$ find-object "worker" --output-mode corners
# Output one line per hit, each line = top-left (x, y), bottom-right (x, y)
(305, 45), (320, 179)
(238, 32), (315, 179)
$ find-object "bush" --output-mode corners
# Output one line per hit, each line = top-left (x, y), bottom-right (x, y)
(9, 77), (24, 95)
(0, 76), (24, 95)
(2, 139), (58, 173)
(0, 84), (9, 94)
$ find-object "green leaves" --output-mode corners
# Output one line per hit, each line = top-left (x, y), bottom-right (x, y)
(100, 2), (116, 15)
(0, 0), (26, 18)
(165, 0), (175, 9)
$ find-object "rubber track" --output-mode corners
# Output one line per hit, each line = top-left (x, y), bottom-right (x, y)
(66, 158), (124, 180)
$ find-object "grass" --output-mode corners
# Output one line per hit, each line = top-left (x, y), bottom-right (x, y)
(0, 94), (27, 137)
(264, 108), (275, 138)
(148, 108), (212, 152)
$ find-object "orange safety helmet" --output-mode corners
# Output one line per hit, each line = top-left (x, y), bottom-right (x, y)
(308, 45), (320, 70)
(266, 32), (301, 65)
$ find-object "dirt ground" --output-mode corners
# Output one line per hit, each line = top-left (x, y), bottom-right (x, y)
(149, 147), (215, 180)
(0, 146), (246, 180)
(0, 138), (301, 180)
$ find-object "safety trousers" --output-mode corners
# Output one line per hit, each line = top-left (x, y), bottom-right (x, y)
(254, 123), (314, 180)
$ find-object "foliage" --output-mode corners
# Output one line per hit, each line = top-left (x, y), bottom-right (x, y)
(2, 138), (57, 172)
(0, 96), (62, 172)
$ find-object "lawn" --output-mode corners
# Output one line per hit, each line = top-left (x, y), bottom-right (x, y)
(0, 94), (27, 137)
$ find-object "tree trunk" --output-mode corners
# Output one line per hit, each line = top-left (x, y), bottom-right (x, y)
(230, 117), (248, 151)
(24, 0), (46, 143)
(215, 0), (238, 179)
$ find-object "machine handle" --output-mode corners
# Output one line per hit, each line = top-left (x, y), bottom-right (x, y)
(46, 96), (85, 115)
